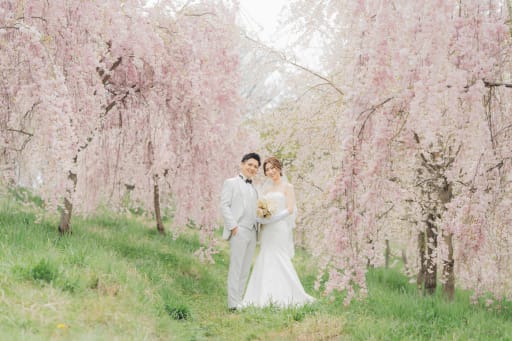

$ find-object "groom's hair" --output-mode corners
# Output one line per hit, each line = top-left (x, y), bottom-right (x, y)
(241, 152), (261, 167)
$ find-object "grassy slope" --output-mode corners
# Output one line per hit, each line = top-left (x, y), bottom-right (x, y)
(1, 199), (511, 341)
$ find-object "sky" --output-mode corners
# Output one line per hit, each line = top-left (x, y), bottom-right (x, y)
(145, 0), (290, 47)
(238, 0), (323, 69)
(238, 0), (287, 43)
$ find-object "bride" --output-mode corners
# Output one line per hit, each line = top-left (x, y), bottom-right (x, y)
(239, 156), (315, 308)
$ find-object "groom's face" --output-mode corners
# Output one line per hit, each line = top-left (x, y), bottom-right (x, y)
(240, 158), (259, 179)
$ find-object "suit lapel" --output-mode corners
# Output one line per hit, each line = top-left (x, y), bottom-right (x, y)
(237, 177), (247, 210)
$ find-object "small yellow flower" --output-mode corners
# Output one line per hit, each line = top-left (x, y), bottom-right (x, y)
(56, 323), (68, 329)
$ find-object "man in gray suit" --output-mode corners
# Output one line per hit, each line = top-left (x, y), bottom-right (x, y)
(220, 152), (261, 311)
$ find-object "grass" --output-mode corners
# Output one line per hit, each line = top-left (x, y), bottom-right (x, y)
(1, 196), (511, 340)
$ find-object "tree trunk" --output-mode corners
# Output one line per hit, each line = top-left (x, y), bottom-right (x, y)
(367, 237), (374, 268)
(58, 171), (77, 234)
(507, 0), (512, 37)
(58, 197), (73, 234)
(402, 248), (413, 278)
(442, 232), (455, 300)
(385, 239), (390, 268)
(401, 249), (408, 269)
(153, 179), (165, 235)
(417, 230), (426, 293)
(424, 214), (438, 295)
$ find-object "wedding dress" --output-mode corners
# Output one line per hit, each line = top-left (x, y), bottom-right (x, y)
(239, 191), (315, 308)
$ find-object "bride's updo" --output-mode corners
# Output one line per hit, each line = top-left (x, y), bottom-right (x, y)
(263, 156), (283, 176)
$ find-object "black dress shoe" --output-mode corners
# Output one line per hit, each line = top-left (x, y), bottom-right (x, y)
(228, 307), (237, 312)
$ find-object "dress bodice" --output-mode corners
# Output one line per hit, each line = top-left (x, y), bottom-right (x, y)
(264, 191), (286, 213)
(259, 191), (289, 251)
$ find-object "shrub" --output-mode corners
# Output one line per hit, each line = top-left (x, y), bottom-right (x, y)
(164, 303), (191, 321)
(31, 259), (58, 283)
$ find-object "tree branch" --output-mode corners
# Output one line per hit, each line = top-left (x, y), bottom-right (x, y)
(184, 12), (215, 17)
(7, 128), (33, 137)
(284, 58), (344, 96)
(243, 34), (344, 97)
(295, 82), (334, 102)
(486, 157), (512, 173)
(357, 97), (394, 139)
(377, 204), (394, 220)
(494, 122), (512, 138)
(24, 101), (41, 120)
(6, 128), (33, 152)
(484, 80), (512, 88)
(296, 174), (324, 192)
(16, 16), (47, 22)
(109, 57), (122, 71)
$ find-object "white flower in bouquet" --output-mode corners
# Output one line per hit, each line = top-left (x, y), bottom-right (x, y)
(256, 197), (275, 218)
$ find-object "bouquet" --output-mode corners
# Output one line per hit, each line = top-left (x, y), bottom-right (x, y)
(256, 197), (275, 219)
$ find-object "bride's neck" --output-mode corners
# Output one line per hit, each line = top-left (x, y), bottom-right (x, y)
(272, 179), (282, 187)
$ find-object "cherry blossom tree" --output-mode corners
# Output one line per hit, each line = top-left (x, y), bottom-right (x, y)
(1, 0), (251, 252)
(263, 0), (512, 304)
(98, 2), (256, 256)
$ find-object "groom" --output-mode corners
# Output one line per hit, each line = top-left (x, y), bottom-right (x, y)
(220, 152), (261, 311)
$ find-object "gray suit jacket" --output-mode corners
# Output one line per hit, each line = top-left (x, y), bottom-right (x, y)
(220, 176), (257, 240)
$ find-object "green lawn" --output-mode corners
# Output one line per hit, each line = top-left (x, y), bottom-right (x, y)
(1, 198), (511, 340)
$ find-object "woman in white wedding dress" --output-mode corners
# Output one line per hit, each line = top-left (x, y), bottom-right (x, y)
(239, 156), (315, 308)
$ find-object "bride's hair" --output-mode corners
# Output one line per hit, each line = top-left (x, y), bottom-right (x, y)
(263, 156), (283, 176)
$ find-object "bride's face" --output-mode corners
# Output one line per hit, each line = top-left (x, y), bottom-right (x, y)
(265, 164), (280, 181)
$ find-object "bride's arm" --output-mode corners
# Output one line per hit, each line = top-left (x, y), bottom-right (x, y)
(257, 185), (296, 225)
(256, 209), (289, 224)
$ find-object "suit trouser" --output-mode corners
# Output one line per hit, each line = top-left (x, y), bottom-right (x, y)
(228, 226), (256, 308)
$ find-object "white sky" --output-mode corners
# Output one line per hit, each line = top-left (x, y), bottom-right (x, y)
(146, 0), (322, 71)
(238, 0), (323, 70)
(238, 0), (287, 43)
